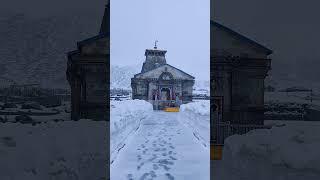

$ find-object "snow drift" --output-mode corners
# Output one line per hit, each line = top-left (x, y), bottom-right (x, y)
(110, 100), (152, 163)
(216, 122), (320, 180)
(0, 120), (108, 180)
(178, 100), (210, 148)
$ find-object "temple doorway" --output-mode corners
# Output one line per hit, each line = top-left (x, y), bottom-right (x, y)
(160, 88), (171, 100)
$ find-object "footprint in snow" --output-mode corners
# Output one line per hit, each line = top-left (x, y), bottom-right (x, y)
(127, 174), (134, 180)
(137, 162), (145, 170)
(158, 159), (174, 165)
(159, 164), (171, 171)
(153, 164), (159, 170)
(148, 154), (157, 162)
(139, 171), (157, 180)
(165, 173), (175, 180)
(169, 156), (177, 160)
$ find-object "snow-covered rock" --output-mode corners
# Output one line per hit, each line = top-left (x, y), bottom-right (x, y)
(110, 100), (152, 163)
(178, 100), (210, 147)
(215, 122), (320, 180)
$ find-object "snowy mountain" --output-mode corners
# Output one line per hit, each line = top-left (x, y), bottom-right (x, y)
(0, 11), (102, 89)
(111, 65), (140, 90)
(194, 80), (210, 91)
(265, 72), (320, 94)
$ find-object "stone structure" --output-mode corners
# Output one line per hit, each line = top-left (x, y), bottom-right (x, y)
(66, 5), (109, 121)
(211, 20), (272, 142)
(131, 44), (195, 110)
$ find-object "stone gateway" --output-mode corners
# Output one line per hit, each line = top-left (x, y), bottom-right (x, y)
(131, 45), (195, 110)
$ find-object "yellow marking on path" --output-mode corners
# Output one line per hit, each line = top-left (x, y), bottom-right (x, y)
(164, 107), (180, 112)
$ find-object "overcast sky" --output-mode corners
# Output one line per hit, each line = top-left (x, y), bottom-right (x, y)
(212, 0), (320, 81)
(1, 0), (319, 82)
(111, 0), (210, 81)
(0, 0), (105, 16)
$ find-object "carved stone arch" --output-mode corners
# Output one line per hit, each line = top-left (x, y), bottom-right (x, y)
(159, 72), (173, 81)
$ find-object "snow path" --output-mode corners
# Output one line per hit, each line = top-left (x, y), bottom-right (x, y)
(111, 111), (209, 180)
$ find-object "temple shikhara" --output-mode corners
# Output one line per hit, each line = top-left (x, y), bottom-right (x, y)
(131, 43), (195, 110)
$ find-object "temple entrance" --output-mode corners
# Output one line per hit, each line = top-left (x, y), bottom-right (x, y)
(160, 88), (171, 100)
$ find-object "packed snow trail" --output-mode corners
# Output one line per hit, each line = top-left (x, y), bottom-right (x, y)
(111, 111), (209, 180)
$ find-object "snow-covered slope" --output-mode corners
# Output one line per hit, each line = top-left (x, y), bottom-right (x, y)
(110, 100), (152, 163)
(265, 72), (320, 94)
(0, 11), (102, 88)
(110, 65), (140, 90)
(178, 101), (210, 147)
(194, 80), (210, 91)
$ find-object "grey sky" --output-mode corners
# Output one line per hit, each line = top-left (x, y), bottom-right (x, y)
(111, 0), (210, 81)
(0, 0), (105, 17)
(3, 0), (318, 82)
(213, 0), (320, 81)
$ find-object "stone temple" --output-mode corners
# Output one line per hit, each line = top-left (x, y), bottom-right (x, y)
(131, 44), (195, 110)
(66, 4), (109, 121)
(211, 20), (272, 144)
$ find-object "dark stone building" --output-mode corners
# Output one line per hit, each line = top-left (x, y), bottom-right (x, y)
(66, 5), (109, 121)
(211, 20), (272, 143)
(131, 45), (195, 110)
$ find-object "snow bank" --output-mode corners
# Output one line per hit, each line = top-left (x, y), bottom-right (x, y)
(178, 100), (210, 147)
(110, 100), (152, 163)
(216, 122), (320, 180)
(0, 120), (108, 180)
(180, 100), (210, 116)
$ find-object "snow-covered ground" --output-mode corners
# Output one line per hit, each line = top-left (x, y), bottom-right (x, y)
(264, 91), (320, 121)
(110, 100), (153, 163)
(0, 102), (71, 123)
(0, 120), (109, 180)
(111, 111), (209, 180)
(265, 92), (318, 105)
(178, 100), (210, 147)
(212, 120), (320, 180)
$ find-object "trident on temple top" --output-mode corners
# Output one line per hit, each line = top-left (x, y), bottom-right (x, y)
(154, 40), (158, 49)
